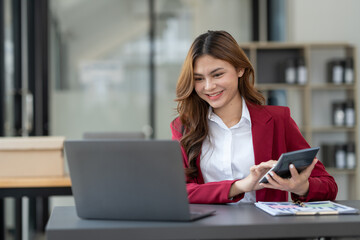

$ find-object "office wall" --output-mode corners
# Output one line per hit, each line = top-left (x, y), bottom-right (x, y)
(287, 0), (360, 44)
(287, 0), (360, 199)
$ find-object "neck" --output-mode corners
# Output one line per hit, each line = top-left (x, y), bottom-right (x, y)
(213, 94), (243, 128)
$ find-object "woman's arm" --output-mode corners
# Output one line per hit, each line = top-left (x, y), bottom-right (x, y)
(186, 179), (243, 204)
(282, 107), (338, 201)
(170, 119), (244, 204)
(186, 160), (276, 203)
(171, 120), (276, 203)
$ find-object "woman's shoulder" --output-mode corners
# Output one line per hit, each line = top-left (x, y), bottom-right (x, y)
(263, 105), (290, 115)
(170, 117), (184, 138)
(264, 105), (292, 122)
(171, 116), (181, 128)
(249, 104), (291, 120)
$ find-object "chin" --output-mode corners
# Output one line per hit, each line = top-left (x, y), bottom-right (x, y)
(209, 103), (224, 110)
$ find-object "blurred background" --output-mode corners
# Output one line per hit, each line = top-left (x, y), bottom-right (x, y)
(1, 0), (360, 239)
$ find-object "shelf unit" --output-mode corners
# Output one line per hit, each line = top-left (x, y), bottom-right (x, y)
(240, 42), (359, 200)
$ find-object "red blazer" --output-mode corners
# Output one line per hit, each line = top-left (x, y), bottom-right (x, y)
(171, 104), (338, 204)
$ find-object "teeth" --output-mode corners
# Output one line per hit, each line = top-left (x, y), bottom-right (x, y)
(209, 92), (221, 97)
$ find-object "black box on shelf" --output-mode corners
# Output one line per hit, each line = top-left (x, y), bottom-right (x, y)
(267, 90), (287, 106)
(321, 144), (336, 168)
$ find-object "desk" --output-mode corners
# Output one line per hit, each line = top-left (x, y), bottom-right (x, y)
(46, 201), (360, 240)
(0, 176), (72, 240)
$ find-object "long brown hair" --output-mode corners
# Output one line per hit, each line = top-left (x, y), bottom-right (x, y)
(175, 30), (264, 178)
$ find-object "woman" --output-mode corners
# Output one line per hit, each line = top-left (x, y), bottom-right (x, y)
(171, 30), (337, 204)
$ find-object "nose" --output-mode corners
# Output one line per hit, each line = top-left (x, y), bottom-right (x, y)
(204, 78), (216, 91)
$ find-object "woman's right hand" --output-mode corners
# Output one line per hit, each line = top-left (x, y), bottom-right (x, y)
(228, 160), (277, 198)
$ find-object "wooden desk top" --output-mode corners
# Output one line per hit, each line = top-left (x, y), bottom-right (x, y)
(0, 175), (71, 188)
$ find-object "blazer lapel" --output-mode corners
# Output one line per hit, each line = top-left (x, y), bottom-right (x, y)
(247, 104), (274, 165)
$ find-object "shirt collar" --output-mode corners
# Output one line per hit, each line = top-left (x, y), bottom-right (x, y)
(207, 98), (252, 128)
(241, 98), (252, 127)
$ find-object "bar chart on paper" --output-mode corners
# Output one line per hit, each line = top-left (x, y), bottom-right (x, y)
(255, 201), (359, 216)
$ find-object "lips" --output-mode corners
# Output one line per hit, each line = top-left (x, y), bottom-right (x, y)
(206, 90), (223, 100)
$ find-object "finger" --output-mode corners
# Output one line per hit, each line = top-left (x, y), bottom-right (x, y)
(252, 165), (266, 174)
(261, 184), (277, 190)
(256, 163), (270, 170)
(300, 158), (318, 177)
(260, 175), (280, 190)
(257, 161), (277, 171)
(254, 181), (265, 191)
(259, 182), (272, 189)
(268, 160), (278, 165)
(250, 165), (257, 172)
(289, 163), (299, 179)
(263, 160), (277, 166)
(265, 172), (283, 188)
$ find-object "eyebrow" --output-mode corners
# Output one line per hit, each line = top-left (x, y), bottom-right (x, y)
(194, 67), (224, 76)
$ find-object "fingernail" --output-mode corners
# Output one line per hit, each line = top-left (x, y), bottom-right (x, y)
(265, 175), (269, 179)
(290, 164), (294, 169)
(269, 172), (274, 176)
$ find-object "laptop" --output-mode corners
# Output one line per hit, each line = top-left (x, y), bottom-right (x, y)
(82, 131), (145, 140)
(65, 140), (215, 221)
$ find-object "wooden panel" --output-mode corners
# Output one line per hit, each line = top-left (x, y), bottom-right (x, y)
(0, 176), (71, 188)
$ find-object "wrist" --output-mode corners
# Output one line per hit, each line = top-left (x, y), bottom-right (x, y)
(235, 176), (254, 193)
(229, 179), (248, 199)
(294, 180), (309, 197)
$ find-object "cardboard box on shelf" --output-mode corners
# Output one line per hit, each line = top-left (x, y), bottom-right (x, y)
(0, 136), (65, 177)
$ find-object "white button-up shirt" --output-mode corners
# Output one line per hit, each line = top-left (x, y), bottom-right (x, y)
(200, 98), (256, 203)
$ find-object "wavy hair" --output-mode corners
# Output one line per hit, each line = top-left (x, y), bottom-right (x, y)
(175, 30), (265, 178)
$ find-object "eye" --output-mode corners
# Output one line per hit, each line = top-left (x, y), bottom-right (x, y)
(213, 72), (224, 78)
(194, 77), (203, 81)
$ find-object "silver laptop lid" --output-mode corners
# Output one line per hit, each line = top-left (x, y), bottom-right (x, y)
(65, 140), (192, 221)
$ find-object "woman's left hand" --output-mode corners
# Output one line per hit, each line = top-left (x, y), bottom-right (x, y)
(259, 158), (318, 196)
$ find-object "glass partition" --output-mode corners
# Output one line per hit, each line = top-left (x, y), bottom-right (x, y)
(49, 0), (151, 139)
(49, 0), (252, 139)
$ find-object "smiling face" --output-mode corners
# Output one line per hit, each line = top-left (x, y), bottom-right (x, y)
(193, 54), (244, 115)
